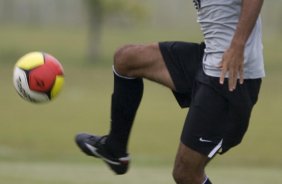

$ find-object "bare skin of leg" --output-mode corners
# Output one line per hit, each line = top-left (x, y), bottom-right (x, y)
(113, 43), (176, 90)
(173, 143), (209, 184)
(113, 43), (209, 184)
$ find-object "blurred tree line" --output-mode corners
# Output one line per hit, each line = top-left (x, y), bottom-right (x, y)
(0, 0), (281, 62)
(0, 0), (147, 61)
(84, 0), (147, 61)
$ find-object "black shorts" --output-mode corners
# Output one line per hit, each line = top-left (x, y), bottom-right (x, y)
(159, 41), (205, 108)
(159, 41), (262, 157)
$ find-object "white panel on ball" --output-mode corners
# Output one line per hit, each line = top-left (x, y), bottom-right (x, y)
(13, 67), (49, 103)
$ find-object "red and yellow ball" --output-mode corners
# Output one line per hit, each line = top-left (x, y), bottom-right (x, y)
(13, 52), (64, 103)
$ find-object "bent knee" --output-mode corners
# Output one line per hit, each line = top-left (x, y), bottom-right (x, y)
(113, 43), (160, 78)
(113, 44), (136, 76)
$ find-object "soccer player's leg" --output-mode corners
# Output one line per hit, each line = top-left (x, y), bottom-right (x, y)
(173, 79), (229, 184)
(75, 43), (174, 174)
(107, 43), (175, 170)
(173, 143), (210, 184)
(113, 43), (176, 89)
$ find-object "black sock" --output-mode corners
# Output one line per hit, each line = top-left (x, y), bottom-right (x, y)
(106, 72), (143, 156)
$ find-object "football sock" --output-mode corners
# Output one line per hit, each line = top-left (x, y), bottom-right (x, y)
(106, 67), (144, 157)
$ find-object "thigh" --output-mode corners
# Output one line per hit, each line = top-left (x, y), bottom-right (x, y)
(159, 42), (204, 93)
(181, 81), (228, 158)
(181, 73), (262, 157)
(221, 78), (262, 153)
(159, 41), (205, 108)
(114, 42), (204, 96)
(114, 43), (176, 90)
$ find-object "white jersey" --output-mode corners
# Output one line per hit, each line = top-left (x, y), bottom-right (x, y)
(195, 0), (265, 79)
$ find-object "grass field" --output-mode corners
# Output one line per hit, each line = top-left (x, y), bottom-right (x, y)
(0, 24), (282, 183)
(0, 161), (281, 184)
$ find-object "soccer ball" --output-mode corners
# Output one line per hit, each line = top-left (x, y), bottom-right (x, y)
(13, 52), (64, 103)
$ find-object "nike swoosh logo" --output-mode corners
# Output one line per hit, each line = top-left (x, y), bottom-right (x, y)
(85, 143), (98, 155)
(199, 137), (213, 143)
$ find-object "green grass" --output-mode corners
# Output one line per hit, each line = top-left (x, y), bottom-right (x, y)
(0, 161), (281, 184)
(0, 66), (281, 183)
(0, 24), (281, 183)
(0, 65), (184, 163)
(1, 66), (281, 164)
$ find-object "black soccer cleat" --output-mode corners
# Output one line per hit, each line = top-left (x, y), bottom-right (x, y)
(75, 133), (130, 175)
